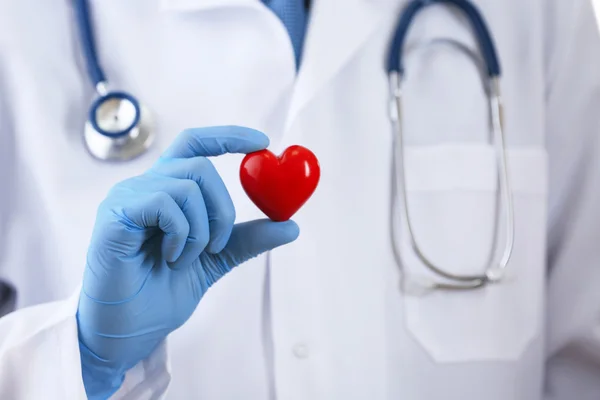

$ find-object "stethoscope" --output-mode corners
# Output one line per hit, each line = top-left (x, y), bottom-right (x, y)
(74, 0), (154, 161)
(387, 0), (515, 294)
(73, 0), (513, 290)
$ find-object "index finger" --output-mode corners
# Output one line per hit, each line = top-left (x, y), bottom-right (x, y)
(160, 126), (270, 159)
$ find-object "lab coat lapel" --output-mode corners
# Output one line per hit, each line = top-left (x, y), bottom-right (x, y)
(161, 0), (394, 132)
(285, 0), (392, 130)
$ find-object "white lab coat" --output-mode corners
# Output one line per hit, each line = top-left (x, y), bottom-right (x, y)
(0, 0), (599, 398)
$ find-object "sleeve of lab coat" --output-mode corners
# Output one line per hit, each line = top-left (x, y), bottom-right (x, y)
(0, 46), (18, 319)
(0, 43), (171, 400)
(543, 1), (600, 399)
(0, 291), (171, 399)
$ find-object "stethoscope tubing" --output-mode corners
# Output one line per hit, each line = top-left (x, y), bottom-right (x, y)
(387, 0), (501, 78)
(387, 0), (515, 293)
(74, 0), (106, 88)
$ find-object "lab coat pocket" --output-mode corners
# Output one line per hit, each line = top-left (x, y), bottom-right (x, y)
(398, 144), (548, 363)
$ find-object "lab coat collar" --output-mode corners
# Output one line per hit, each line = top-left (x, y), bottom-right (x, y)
(160, 0), (256, 12)
(160, 0), (392, 12)
(284, 0), (394, 130)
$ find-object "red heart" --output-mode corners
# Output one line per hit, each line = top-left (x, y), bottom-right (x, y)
(240, 145), (320, 221)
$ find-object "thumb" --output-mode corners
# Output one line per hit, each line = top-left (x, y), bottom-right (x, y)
(225, 219), (300, 264)
(200, 219), (299, 284)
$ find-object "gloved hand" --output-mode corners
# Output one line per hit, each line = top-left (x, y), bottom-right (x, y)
(76, 126), (299, 399)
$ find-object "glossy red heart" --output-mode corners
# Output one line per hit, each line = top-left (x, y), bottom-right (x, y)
(240, 145), (320, 221)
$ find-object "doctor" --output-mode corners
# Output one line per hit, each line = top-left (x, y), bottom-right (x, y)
(1, 0), (600, 399)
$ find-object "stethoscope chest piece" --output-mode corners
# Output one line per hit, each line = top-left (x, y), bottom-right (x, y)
(84, 91), (154, 161)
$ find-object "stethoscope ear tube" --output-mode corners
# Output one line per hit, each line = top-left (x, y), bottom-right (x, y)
(386, 0), (501, 78)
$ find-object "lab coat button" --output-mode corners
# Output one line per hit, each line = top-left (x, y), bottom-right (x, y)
(293, 343), (309, 359)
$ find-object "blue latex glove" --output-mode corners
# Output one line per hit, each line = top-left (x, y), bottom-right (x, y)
(77, 126), (299, 399)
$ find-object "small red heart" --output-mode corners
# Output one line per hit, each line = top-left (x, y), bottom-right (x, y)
(240, 145), (320, 222)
